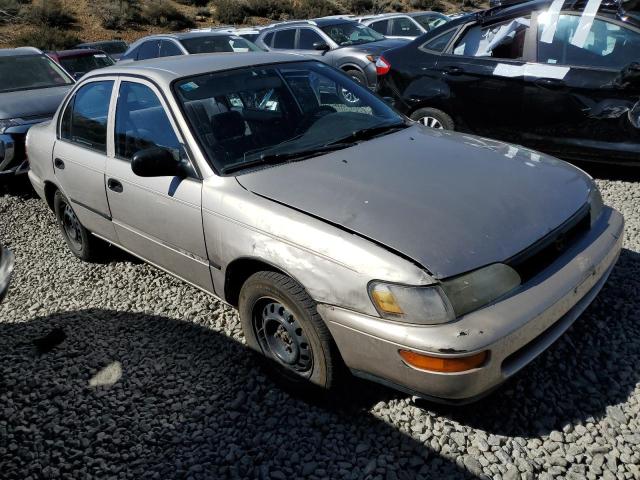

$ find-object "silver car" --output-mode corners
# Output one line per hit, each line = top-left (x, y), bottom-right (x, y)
(27, 53), (624, 403)
(358, 12), (450, 40)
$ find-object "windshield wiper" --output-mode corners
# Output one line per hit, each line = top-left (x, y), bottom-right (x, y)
(328, 122), (408, 145)
(221, 142), (356, 174)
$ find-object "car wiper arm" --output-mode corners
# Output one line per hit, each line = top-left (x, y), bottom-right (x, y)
(328, 122), (408, 145)
(221, 142), (356, 174)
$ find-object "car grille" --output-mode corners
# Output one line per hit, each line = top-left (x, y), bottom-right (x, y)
(506, 203), (591, 283)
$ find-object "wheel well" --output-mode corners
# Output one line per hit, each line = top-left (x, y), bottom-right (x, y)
(43, 181), (58, 211)
(224, 258), (286, 308)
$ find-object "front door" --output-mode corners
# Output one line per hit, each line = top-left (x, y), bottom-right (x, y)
(105, 78), (212, 292)
(53, 78), (118, 242)
(435, 15), (535, 141)
(521, 11), (640, 162)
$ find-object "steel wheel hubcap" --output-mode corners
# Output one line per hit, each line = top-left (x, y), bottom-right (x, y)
(62, 203), (82, 250)
(418, 116), (444, 129)
(255, 300), (313, 375)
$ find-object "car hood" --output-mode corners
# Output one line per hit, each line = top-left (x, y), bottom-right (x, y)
(236, 126), (593, 279)
(0, 85), (71, 120)
(348, 38), (410, 54)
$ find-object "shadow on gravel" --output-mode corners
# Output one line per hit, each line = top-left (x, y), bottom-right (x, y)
(0, 308), (476, 479)
(577, 162), (640, 182)
(425, 248), (640, 438)
(0, 175), (36, 199)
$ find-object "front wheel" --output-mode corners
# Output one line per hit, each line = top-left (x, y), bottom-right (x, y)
(239, 271), (341, 393)
(410, 107), (455, 130)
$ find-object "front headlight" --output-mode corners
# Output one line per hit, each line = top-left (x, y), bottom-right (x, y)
(588, 184), (603, 227)
(441, 263), (521, 318)
(369, 282), (455, 325)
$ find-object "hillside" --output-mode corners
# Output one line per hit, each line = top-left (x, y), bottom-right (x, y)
(0, 0), (484, 50)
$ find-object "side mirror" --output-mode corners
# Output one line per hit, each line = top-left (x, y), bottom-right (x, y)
(313, 41), (330, 52)
(131, 147), (183, 177)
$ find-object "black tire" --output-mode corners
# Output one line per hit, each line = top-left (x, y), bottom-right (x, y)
(53, 190), (105, 262)
(239, 271), (341, 393)
(338, 69), (366, 107)
(410, 107), (455, 130)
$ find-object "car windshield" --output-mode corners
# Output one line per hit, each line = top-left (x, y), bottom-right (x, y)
(0, 54), (73, 93)
(181, 35), (261, 54)
(174, 61), (406, 174)
(59, 53), (114, 76)
(413, 13), (449, 31)
(97, 42), (128, 55)
(320, 22), (385, 46)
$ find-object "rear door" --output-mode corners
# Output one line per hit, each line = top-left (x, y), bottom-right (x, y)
(105, 78), (212, 291)
(270, 28), (298, 55)
(521, 11), (640, 162)
(53, 78), (118, 242)
(434, 15), (535, 141)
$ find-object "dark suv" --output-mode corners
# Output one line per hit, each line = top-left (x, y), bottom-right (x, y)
(378, 0), (640, 165)
(0, 48), (74, 176)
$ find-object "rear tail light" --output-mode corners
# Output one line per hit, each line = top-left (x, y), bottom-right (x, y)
(375, 56), (391, 76)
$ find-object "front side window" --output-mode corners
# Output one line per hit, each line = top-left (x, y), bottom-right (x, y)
(159, 40), (183, 57)
(537, 14), (640, 70)
(181, 35), (260, 53)
(0, 54), (73, 93)
(369, 20), (389, 35)
(320, 22), (385, 46)
(414, 13), (449, 31)
(174, 61), (405, 174)
(453, 17), (531, 60)
(299, 28), (324, 49)
(390, 17), (422, 37)
(273, 29), (296, 49)
(60, 81), (113, 152)
(59, 53), (114, 76)
(115, 82), (182, 161)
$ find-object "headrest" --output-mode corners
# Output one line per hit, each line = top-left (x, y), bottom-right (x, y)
(211, 110), (246, 140)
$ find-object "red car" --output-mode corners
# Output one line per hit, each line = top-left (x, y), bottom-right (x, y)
(47, 49), (115, 80)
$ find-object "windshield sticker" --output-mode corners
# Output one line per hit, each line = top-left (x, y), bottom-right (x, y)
(570, 0), (602, 48)
(539, 0), (565, 44)
(180, 82), (199, 92)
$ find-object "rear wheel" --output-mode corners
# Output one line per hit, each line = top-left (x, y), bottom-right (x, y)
(53, 190), (105, 262)
(239, 271), (340, 393)
(339, 69), (366, 107)
(411, 107), (455, 130)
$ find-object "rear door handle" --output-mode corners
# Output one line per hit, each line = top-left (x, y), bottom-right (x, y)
(107, 178), (123, 193)
(54, 158), (65, 170)
(534, 77), (566, 90)
(444, 66), (464, 75)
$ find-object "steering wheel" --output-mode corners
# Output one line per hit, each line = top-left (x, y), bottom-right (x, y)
(296, 106), (337, 134)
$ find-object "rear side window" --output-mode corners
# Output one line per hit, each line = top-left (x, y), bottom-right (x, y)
(137, 41), (159, 60)
(453, 17), (531, 60)
(390, 18), (421, 37)
(114, 82), (182, 162)
(60, 81), (114, 152)
(537, 14), (640, 70)
(422, 29), (457, 52)
(273, 29), (296, 49)
(369, 20), (389, 35)
(159, 40), (182, 57)
(263, 32), (274, 47)
(299, 28), (324, 49)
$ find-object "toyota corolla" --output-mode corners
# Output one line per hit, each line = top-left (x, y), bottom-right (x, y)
(27, 53), (623, 402)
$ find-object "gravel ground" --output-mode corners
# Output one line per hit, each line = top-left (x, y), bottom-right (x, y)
(0, 169), (639, 480)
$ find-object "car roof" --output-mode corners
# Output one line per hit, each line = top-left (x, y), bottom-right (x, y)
(51, 48), (105, 58)
(135, 31), (243, 42)
(0, 47), (42, 57)
(85, 52), (307, 83)
(77, 40), (126, 46)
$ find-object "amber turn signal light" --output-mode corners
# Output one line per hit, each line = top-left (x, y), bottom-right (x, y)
(399, 350), (488, 373)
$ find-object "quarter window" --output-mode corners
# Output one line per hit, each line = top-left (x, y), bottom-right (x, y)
(60, 81), (113, 152)
(273, 29), (296, 49)
(299, 28), (324, 49)
(390, 18), (422, 37)
(115, 82), (182, 161)
(537, 14), (640, 70)
(453, 17), (531, 60)
(263, 32), (274, 47)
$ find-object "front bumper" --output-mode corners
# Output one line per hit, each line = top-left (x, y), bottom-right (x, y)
(319, 207), (624, 403)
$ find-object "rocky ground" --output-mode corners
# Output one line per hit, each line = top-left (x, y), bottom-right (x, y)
(0, 167), (639, 480)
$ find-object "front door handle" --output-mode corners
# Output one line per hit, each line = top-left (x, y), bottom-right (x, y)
(534, 77), (566, 90)
(444, 66), (464, 75)
(107, 178), (123, 193)
(54, 158), (65, 170)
